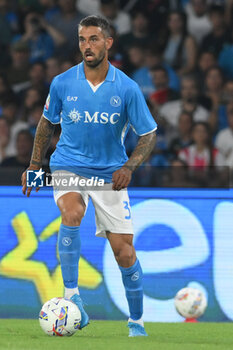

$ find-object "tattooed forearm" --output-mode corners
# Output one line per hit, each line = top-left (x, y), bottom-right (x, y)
(30, 116), (55, 167)
(123, 131), (156, 172)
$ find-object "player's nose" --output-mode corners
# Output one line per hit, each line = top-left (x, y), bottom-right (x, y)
(84, 41), (91, 49)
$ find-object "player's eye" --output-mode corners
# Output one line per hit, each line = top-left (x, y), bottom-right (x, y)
(79, 38), (85, 43)
(91, 38), (98, 42)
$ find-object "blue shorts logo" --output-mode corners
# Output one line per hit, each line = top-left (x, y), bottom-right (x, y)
(62, 237), (72, 246)
(26, 169), (45, 187)
(131, 271), (139, 281)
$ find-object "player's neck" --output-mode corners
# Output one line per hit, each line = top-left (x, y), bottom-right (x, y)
(84, 59), (109, 86)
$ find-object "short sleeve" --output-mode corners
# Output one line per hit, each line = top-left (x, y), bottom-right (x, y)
(126, 83), (157, 136)
(215, 150), (226, 167)
(43, 77), (62, 124)
(215, 131), (225, 154)
(178, 149), (188, 164)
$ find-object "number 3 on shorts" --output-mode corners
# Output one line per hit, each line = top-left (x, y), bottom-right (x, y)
(123, 201), (131, 220)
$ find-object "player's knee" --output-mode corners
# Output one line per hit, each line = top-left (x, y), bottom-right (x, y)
(115, 244), (135, 267)
(61, 206), (84, 226)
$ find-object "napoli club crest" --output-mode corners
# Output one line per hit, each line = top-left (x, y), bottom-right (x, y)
(110, 96), (121, 107)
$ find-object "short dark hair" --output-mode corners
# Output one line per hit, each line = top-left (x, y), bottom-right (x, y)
(30, 102), (44, 112)
(2, 96), (18, 108)
(209, 4), (224, 16)
(199, 50), (217, 60)
(79, 15), (111, 37)
(100, 0), (116, 4)
(16, 129), (34, 143)
(30, 61), (46, 71)
(205, 65), (224, 80)
(179, 110), (193, 121)
(150, 65), (168, 76)
(181, 74), (198, 87)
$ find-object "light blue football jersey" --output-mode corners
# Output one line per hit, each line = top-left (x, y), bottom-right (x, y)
(43, 62), (157, 181)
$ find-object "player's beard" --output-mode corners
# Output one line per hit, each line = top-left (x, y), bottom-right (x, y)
(83, 49), (106, 68)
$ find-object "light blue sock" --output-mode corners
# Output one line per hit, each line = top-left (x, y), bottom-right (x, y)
(119, 258), (143, 320)
(58, 224), (81, 288)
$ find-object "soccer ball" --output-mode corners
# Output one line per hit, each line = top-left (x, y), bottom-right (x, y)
(39, 297), (81, 336)
(174, 287), (207, 319)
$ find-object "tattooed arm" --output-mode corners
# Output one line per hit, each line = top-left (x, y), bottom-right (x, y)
(123, 131), (156, 172)
(112, 131), (156, 190)
(30, 116), (55, 167)
(22, 116), (55, 196)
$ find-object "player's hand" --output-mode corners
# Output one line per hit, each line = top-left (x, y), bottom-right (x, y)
(21, 164), (40, 197)
(112, 166), (132, 191)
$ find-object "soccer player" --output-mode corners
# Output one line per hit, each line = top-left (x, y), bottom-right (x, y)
(21, 15), (157, 337)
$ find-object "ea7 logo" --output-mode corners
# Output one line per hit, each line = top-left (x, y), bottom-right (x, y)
(67, 96), (78, 101)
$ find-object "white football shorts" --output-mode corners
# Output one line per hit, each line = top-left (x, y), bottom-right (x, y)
(52, 170), (134, 237)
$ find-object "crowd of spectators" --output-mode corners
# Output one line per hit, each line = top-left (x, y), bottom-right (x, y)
(0, 0), (232, 187)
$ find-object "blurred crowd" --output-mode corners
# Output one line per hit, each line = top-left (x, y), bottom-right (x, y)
(0, 0), (232, 187)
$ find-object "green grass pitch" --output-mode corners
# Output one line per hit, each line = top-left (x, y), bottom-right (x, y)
(1, 320), (233, 350)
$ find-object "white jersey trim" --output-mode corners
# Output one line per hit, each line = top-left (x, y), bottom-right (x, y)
(137, 126), (157, 136)
(121, 121), (129, 145)
(112, 66), (116, 81)
(87, 80), (104, 93)
(42, 114), (61, 125)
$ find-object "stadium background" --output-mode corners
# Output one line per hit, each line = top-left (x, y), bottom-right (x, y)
(1, 0), (233, 322)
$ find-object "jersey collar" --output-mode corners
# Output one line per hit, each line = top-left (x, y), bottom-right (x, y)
(77, 61), (116, 82)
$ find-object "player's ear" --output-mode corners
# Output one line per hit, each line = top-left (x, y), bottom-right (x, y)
(106, 37), (113, 50)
